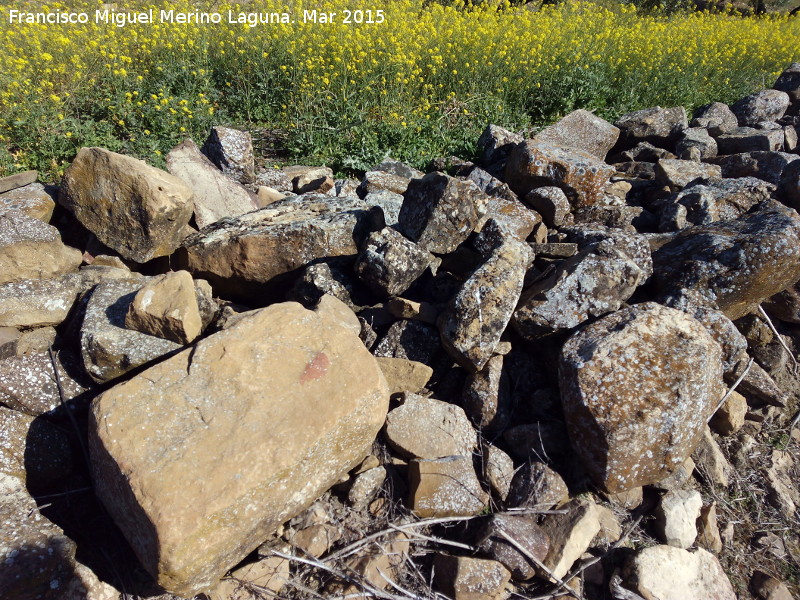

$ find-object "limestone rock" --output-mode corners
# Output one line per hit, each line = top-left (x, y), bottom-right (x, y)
(336, 532), (411, 596)
(653, 201), (800, 320)
(476, 513), (550, 580)
(354, 227), (432, 297)
(0, 169), (37, 194)
(541, 498), (602, 580)
(0, 211), (82, 284)
(288, 259), (358, 310)
(384, 393), (476, 459)
(624, 545), (736, 600)
(697, 502), (723, 554)
(506, 461), (570, 511)
(0, 327), (19, 359)
(89, 301), (389, 596)
(655, 490), (703, 549)
(125, 270), (202, 344)
(0, 350), (90, 416)
(60, 147), (194, 263)
(667, 177), (774, 228)
(715, 127), (784, 154)
(462, 354), (512, 433)
(375, 357), (432, 395)
(166, 138), (259, 229)
(0, 273), (85, 328)
(374, 157), (424, 179)
(484, 443), (515, 501)
(81, 278), (182, 383)
(692, 427), (731, 488)
(202, 126), (255, 184)
(0, 183), (55, 222)
(505, 140), (615, 207)
(440, 237), (531, 371)
(711, 151), (799, 185)
(284, 165), (334, 194)
(358, 170), (410, 196)
(347, 466), (386, 509)
(654, 159), (721, 190)
(372, 319), (441, 364)
(560, 302), (725, 493)
(478, 193), (541, 243)
(523, 186), (571, 227)
(256, 185), (286, 207)
(478, 124), (524, 165)
(731, 90), (791, 127)
(408, 456), (488, 518)
(765, 450), (797, 518)
(363, 190), (403, 227)
(676, 127), (718, 160)
(534, 109), (620, 159)
(691, 102), (739, 136)
(618, 141), (676, 162)
(433, 554), (511, 600)
(613, 106), (688, 150)
(514, 228), (650, 336)
(180, 195), (383, 299)
(398, 172), (487, 253)
(709, 390), (747, 436)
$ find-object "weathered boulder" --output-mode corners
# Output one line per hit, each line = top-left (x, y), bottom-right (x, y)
(373, 157), (424, 179)
(179, 195), (383, 299)
(439, 236), (532, 371)
(618, 141), (676, 162)
(0, 169), (37, 194)
(665, 177), (774, 229)
(81, 278), (181, 383)
(751, 571), (795, 600)
(514, 227), (651, 336)
(613, 106), (687, 150)
(166, 138), (258, 229)
(730, 90), (791, 127)
(0, 183), (55, 222)
(0, 273), (85, 328)
(384, 393), (476, 459)
(652, 201), (800, 320)
(484, 443), (515, 501)
(357, 170), (410, 197)
(0, 211), (82, 284)
(541, 498), (602, 580)
(433, 554), (511, 600)
(89, 301), (389, 596)
(372, 319), (442, 364)
(374, 357), (432, 395)
(654, 490), (703, 549)
(676, 127), (718, 160)
(284, 165), (335, 194)
(202, 126), (255, 184)
(523, 186), (571, 227)
(462, 354), (512, 432)
(124, 270), (203, 344)
(715, 127), (784, 154)
(478, 194), (541, 243)
(476, 513), (550, 580)
(506, 461), (570, 511)
(710, 151), (799, 185)
(560, 302), (725, 493)
(654, 159), (721, 190)
(534, 109), (620, 159)
(408, 456), (488, 518)
(59, 147), (194, 263)
(354, 227), (432, 297)
(624, 545), (736, 600)
(774, 63), (800, 104)
(691, 102), (739, 136)
(505, 140), (615, 207)
(778, 159), (800, 210)
(363, 190), (404, 227)
(477, 124), (524, 165)
(398, 172), (487, 253)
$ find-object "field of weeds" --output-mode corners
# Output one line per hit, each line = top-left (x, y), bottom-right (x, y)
(0, 0), (798, 178)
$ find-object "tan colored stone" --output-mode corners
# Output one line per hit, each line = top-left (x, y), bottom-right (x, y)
(655, 490), (703, 549)
(765, 450), (797, 518)
(0, 183), (55, 222)
(0, 211), (82, 284)
(408, 456), (488, 518)
(16, 327), (58, 355)
(433, 554), (511, 600)
(375, 357), (433, 395)
(506, 462), (570, 511)
(476, 513), (550, 581)
(348, 466), (387, 509)
(0, 273), (85, 328)
(0, 169), (37, 193)
(286, 523), (341, 558)
(541, 498), (602, 580)
(751, 571), (794, 600)
(385, 393), (477, 459)
(312, 293), (360, 336)
(560, 303), (725, 493)
(607, 487), (644, 510)
(697, 502), (723, 554)
(594, 505), (623, 547)
(692, 427), (731, 488)
(166, 138), (259, 229)
(256, 186), (286, 207)
(709, 390), (747, 436)
(336, 532), (411, 595)
(125, 270), (202, 344)
(0, 326), (19, 359)
(386, 297), (439, 324)
(534, 109), (620, 159)
(60, 147), (194, 263)
(89, 302), (389, 596)
(484, 443), (515, 502)
(285, 166), (335, 194)
(212, 554), (290, 599)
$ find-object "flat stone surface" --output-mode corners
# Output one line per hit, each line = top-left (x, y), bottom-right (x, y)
(202, 126), (255, 184)
(89, 302), (389, 596)
(0, 183), (55, 222)
(731, 89), (790, 127)
(408, 456), (487, 518)
(614, 106), (687, 150)
(691, 102), (738, 136)
(560, 302), (725, 493)
(0, 273), (86, 329)
(125, 270), (202, 344)
(0, 170), (37, 194)
(541, 498), (602, 580)
(374, 357), (432, 395)
(433, 554), (511, 600)
(354, 227), (432, 297)
(534, 109), (620, 159)
(715, 127), (784, 154)
(59, 147), (194, 263)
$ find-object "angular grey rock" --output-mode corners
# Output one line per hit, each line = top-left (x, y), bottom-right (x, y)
(484, 444), (515, 501)
(0, 273), (85, 328)
(655, 490), (703, 549)
(288, 260), (358, 310)
(357, 170), (410, 197)
(398, 172), (487, 254)
(692, 426), (731, 488)
(619, 141), (676, 162)
(465, 166), (519, 203)
(355, 227), (432, 297)
(710, 151), (799, 185)
(506, 461), (570, 511)
(774, 62), (800, 103)
(778, 159), (800, 210)
(477, 124), (524, 165)
(514, 228), (651, 336)
(523, 186), (571, 227)
(624, 546), (736, 600)
(665, 177), (774, 228)
(363, 190), (403, 227)
(477, 194), (541, 244)
(60, 147), (194, 263)
(0, 182), (55, 222)
(476, 513), (550, 580)
(691, 102), (739, 136)
(505, 140), (615, 207)
(372, 319), (441, 365)
(560, 302), (725, 493)
(0, 169), (37, 194)
(202, 126), (255, 184)
(180, 195), (383, 300)
(653, 200), (800, 320)
(384, 393), (477, 459)
(462, 354), (512, 433)
(715, 127), (784, 154)
(534, 109), (620, 159)
(439, 236), (532, 371)
(166, 138), (258, 229)
(613, 106), (688, 150)
(0, 350), (90, 416)
(731, 90), (791, 127)
(81, 278), (182, 383)
(255, 168), (292, 192)
(373, 157), (424, 179)
(655, 159), (721, 189)
(0, 211), (82, 285)
(676, 127), (718, 159)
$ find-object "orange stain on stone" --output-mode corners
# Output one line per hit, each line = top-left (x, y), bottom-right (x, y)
(300, 352), (329, 383)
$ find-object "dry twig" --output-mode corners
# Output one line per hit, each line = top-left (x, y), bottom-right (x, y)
(709, 357), (754, 422)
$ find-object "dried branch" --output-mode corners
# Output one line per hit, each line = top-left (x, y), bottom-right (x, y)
(709, 357), (754, 422)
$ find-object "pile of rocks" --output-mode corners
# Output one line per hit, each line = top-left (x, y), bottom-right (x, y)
(2, 63), (800, 600)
